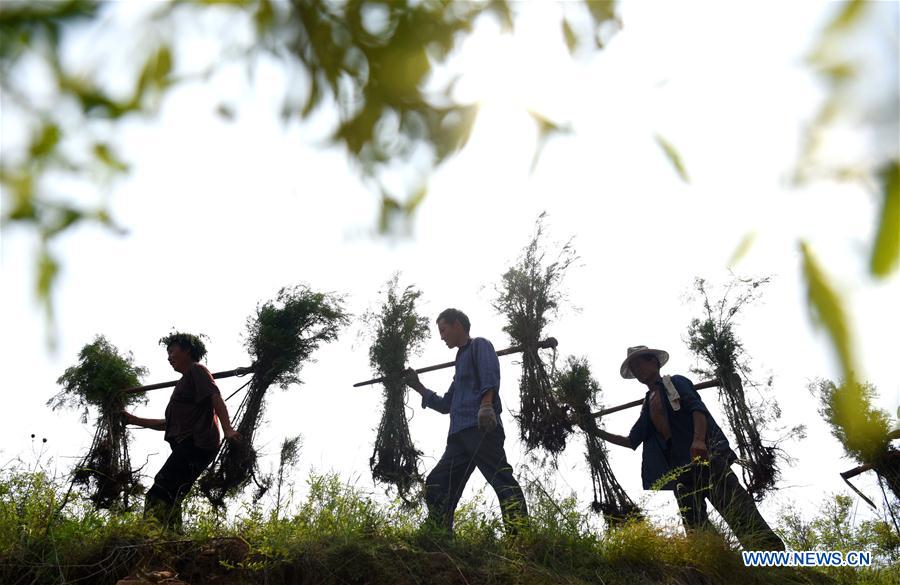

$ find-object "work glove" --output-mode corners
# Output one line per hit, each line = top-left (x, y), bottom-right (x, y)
(478, 404), (497, 433)
(402, 368), (424, 392)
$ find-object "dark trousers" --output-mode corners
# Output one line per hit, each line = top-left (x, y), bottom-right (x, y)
(425, 426), (527, 534)
(145, 437), (217, 531)
(674, 454), (784, 551)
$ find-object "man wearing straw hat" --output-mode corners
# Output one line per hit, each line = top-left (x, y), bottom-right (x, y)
(595, 345), (784, 551)
(123, 332), (240, 530)
(403, 308), (528, 535)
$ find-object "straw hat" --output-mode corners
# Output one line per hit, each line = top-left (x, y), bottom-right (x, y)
(620, 345), (669, 379)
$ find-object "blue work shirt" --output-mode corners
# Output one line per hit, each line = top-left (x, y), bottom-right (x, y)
(420, 337), (502, 436)
(628, 374), (736, 490)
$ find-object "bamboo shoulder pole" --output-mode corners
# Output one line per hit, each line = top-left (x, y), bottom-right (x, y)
(119, 366), (254, 394)
(353, 337), (558, 388)
(591, 378), (721, 418)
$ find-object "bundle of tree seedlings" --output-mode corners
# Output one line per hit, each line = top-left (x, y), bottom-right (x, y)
(366, 275), (430, 504)
(200, 285), (349, 509)
(50, 336), (148, 510)
(554, 356), (640, 524)
(493, 215), (574, 456)
(815, 378), (900, 508)
(686, 277), (797, 500)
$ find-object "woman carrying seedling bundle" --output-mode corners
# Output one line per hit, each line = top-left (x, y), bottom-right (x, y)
(123, 332), (240, 530)
(403, 308), (528, 535)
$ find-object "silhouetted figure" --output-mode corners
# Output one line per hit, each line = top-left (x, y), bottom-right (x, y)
(404, 308), (528, 535)
(595, 345), (783, 551)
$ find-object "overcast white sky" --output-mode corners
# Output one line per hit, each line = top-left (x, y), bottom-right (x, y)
(1, 0), (898, 533)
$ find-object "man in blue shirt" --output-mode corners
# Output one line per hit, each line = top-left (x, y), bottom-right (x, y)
(596, 345), (783, 551)
(404, 308), (528, 534)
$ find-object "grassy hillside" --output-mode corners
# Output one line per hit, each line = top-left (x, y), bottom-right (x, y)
(2, 469), (897, 585)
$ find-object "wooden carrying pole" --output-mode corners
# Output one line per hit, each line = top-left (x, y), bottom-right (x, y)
(119, 366), (254, 394)
(591, 378), (721, 418)
(837, 446), (900, 510)
(353, 337), (559, 388)
(840, 440), (900, 480)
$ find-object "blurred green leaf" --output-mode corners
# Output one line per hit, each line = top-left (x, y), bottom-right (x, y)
(530, 110), (567, 135)
(870, 160), (899, 277)
(36, 247), (59, 317)
(215, 103), (236, 120)
(655, 134), (689, 183)
(28, 123), (61, 159)
(46, 206), (84, 238)
(585, 0), (617, 26)
(800, 241), (856, 382)
(824, 0), (867, 34)
(562, 19), (578, 54)
(727, 231), (756, 269)
(486, 0), (514, 32)
(92, 143), (129, 172)
(0, 169), (35, 220)
(529, 111), (571, 173)
(377, 46), (430, 99)
(378, 195), (401, 234)
(435, 105), (479, 161)
(151, 44), (173, 85)
(133, 45), (173, 104)
(820, 61), (856, 82)
(402, 186), (427, 214)
(0, 0), (97, 59)
(335, 102), (382, 155)
(376, 184), (428, 233)
(93, 209), (127, 235)
(194, 0), (254, 6)
(2, 0), (634, 347)
(301, 74), (321, 118)
(57, 73), (134, 118)
(253, 0), (274, 34)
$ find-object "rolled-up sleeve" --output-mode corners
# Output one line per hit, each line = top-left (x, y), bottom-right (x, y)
(475, 339), (500, 396)
(627, 404), (650, 450)
(672, 375), (710, 416)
